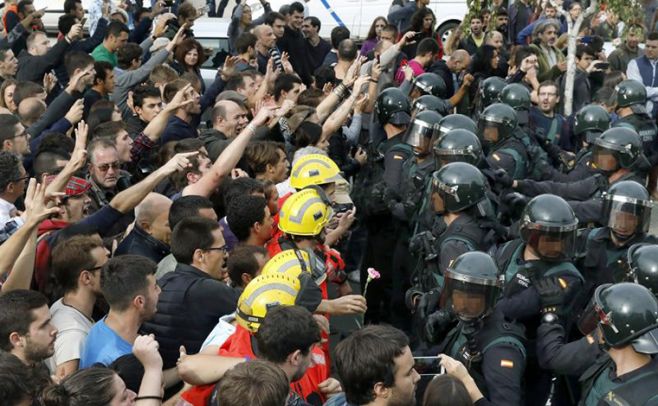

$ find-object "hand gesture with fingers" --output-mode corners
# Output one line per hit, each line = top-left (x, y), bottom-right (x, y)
(161, 151), (199, 175)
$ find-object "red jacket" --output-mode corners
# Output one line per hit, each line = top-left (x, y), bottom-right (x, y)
(181, 325), (329, 405)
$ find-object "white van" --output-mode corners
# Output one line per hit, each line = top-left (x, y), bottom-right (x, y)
(248, 0), (467, 41)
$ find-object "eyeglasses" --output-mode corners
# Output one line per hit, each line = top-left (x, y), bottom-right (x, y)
(13, 130), (28, 139)
(88, 265), (104, 272)
(11, 175), (29, 183)
(94, 161), (121, 172)
(204, 245), (228, 254)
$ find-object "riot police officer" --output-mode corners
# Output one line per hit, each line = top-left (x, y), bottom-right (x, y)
(436, 114), (478, 142)
(475, 76), (507, 115)
(479, 103), (529, 179)
(500, 83), (532, 127)
(614, 79), (658, 156)
(387, 109), (443, 331)
(511, 127), (648, 225)
(413, 94), (452, 116)
(433, 251), (526, 406)
(410, 72), (448, 100)
(577, 283), (658, 405)
(576, 180), (656, 296)
(627, 243), (658, 295)
(493, 194), (585, 405)
(433, 129), (483, 167)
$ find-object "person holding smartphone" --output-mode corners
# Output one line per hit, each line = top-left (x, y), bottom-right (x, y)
(430, 252), (526, 406)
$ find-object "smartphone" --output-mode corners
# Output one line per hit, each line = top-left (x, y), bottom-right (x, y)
(414, 356), (445, 376)
(413, 32), (423, 41)
(594, 62), (609, 70)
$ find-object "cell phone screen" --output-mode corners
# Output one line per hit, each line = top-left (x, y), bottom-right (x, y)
(414, 356), (445, 376)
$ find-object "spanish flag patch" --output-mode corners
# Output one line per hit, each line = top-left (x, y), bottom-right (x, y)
(492, 153), (501, 161)
(394, 154), (405, 160)
(500, 359), (514, 368)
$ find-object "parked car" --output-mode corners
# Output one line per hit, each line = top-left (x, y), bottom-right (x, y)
(193, 17), (232, 88)
(248, 0), (467, 41)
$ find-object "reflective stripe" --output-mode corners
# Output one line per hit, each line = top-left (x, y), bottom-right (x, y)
(288, 197), (325, 224)
(242, 282), (298, 306)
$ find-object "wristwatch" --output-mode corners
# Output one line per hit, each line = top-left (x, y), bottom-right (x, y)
(541, 312), (559, 324)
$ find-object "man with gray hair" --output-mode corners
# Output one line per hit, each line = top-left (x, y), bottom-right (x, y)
(529, 19), (566, 81)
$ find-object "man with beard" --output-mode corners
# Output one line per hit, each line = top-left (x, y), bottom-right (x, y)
(86, 138), (130, 212)
(234, 32), (258, 73)
(0, 114), (30, 156)
(80, 255), (161, 368)
(47, 235), (109, 378)
(142, 217), (239, 369)
(332, 324), (420, 406)
(0, 289), (58, 367)
(608, 24), (644, 73)
(458, 14), (485, 55)
(529, 80), (565, 145)
(161, 79), (203, 144)
(529, 19), (566, 82)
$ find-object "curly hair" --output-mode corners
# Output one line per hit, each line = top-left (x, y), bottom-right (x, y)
(174, 39), (206, 70)
(0, 151), (21, 193)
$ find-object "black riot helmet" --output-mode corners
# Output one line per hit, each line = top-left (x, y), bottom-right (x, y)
(628, 244), (658, 296)
(602, 181), (653, 243)
(413, 95), (451, 115)
(591, 127), (643, 172)
(443, 251), (501, 322)
(375, 87), (411, 125)
(578, 283), (658, 354)
(520, 194), (578, 262)
(499, 83), (531, 125)
(437, 114), (478, 140)
(616, 79), (648, 108)
(478, 103), (518, 147)
(403, 110), (442, 157)
(412, 72), (448, 99)
(499, 83), (531, 110)
(574, 104), (611, 144)
(430, 162), (487, 214)
(433, 129), (483, 167)
(479, 76), (507, 107)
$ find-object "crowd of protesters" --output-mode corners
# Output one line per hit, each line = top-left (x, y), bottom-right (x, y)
(3, 0), (658, 405)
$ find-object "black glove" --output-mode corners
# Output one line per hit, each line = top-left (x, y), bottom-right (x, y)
(502, 192), (529, 211)
(424, 308), (455, 344)
(533, 276), (568, 314)
(493, 168), (513, 188)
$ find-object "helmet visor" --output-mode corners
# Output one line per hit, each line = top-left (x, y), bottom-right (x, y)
(592, 145), (619, 172)
(522, 227), (577, 261)
(433, 145), (481, 167)
(604, 196), (652, 236)
(404, 120), (437, 149)
(478, 120), (502, 145)
(578, 285), (616, 336)
(444, 272), (499, 321)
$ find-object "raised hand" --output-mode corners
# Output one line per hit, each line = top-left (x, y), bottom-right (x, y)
(133, 334), (164, 370)
(160, 151), (199, 175)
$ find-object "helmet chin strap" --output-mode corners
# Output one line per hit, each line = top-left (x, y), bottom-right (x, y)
(459, 319), (483, 369)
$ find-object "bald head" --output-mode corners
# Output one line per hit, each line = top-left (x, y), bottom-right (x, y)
(253, 24), (276, 49)
(212, 100), (248, 137)
(136, 193), (172, 225)
(448, 50), (470, 73)
(18, 97), (46, 127)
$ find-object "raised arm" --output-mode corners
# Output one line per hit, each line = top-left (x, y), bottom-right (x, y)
(183, 106), (274, 197)
(110, 152), (199, 213)
(1, 179), (60, 292)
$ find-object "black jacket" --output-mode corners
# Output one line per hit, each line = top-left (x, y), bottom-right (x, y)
(17, 38), (71, 83)
(114, 225), (170, 263)
(277, 26), (314, 85)
(141, 263), (239, 368)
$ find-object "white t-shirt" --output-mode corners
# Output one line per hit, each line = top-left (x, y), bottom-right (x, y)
(200, 313), (237, 351)
(46, 298), (94, 373)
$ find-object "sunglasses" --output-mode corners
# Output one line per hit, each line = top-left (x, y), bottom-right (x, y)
(95, 161), (121, 172)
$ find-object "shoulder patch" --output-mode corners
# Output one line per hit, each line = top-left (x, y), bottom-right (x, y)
(492, 153), (501, 161)
(500, 359), (514, 368)
(394, 154), (405, 160)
